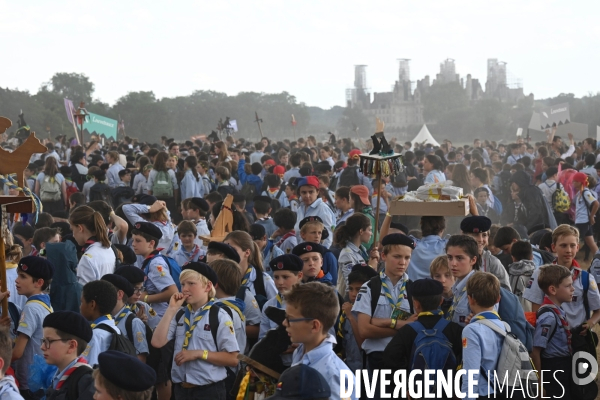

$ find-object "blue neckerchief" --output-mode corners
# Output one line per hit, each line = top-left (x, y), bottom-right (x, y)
(263, 240), (274, 259)
(90, 315), (112, 328)
(182, 299), (214, 350)
(28, 294), (51, 308)
(473, 311), (501, 321)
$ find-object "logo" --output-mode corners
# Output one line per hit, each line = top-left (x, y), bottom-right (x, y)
(21, 264), (28, 271)
(135, 223), (141, 229)
(203, 324), (211, 331)
(462, 338), (467, 348)
(572, 351), (598, 386)
(473, 228), (479, 233)
(277, 262), (283, 270)
(306, 245), (312, 251)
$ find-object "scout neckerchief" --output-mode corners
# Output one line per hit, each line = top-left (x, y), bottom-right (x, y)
(217, 299), (245, 322)
(337, 208), (353, 223)
(114, 305), (132, 325)
(541, 296), (571, 352)
(91, 314), (113, 329)
(276, 293), (284, 308)
(380, 271), (406, 312)
(83, 236), (98, 252)
(472, 310), (501, 321)
(182, 299), (214, 350)
(446, 285), (467, 321)
(183, 245), (201, 263)
(27, 294), (53, 313)
(553, 258), (582, 280)
(241, 266), (254, 286)
(337, 311), (346, 339)
(275, 231), (295, 248)
(55, 357), (88, 390)
(418, 309), (445, 318)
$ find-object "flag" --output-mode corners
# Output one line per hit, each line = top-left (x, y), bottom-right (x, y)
(118, 119), (125, 133)
(229, 119), (238, 132)
(291, 114), (297, 126)
(64, 99), (75, 124)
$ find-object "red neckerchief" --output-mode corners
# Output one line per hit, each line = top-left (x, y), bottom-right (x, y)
(288, 194), (298, 201)
(83, 237), (97, 252)
(552, 258), (582, 280)
(144, 249), (164, 261)
(268, 187), (279, 195)
(55, 357), (89, 390)
(316, 269), (325, 279)
(541, 296), (571, 352)
(275, 231), (295, 247)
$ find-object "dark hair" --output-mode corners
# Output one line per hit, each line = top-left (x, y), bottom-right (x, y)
(82, 280), (117, 315)
(446, 235), (480, 270)
(177, 220), (197, 236)
(253, 200), (272, 216)
(493, 226), (520, 248)
(425, 154), (444, 171)
(251, 162), (263, 176)
(69, 206), (111, 248)
(32, 227), (60, 250)
(413, 294), (443, 312)
(185, 156), (200, 181)
(348, 270), (372, 286)
(43, 157), (59, 177)
(273, 208), (296, 230)
(335, 186), (350, 201)
(334, 213), (371, 245)
(470, 167), (489, 185)
(510, 240), (532, 261)
(285, 282), (339, 334)
(210, 259), (242, 296)
(153, 152), (169, 172)
(87, 200), (113, 225)
(420, 216), (446, 237)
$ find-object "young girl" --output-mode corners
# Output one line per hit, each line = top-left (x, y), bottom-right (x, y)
(69, 206), (116, 284)
(35, 156), (67, 214)
(180, 155), (204, 200)
(349, 185), (375, 250)
(335, 213), (379, 295)
(445, 235), (481, 327)
(214, 141), (232, 163)
(133, 156), (151, 195)
(319, 146), (334, 167)
(224, 231), (277, 306)
(147, 152), (179, 218)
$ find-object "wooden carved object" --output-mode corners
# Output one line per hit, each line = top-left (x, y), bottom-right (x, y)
(0, 129), (47, 195)
(199, 194), (234, 245)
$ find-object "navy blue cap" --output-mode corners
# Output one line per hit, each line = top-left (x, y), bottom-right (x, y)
(298, 216), (329, 241)
(266, 364), (331, 400)
(207, 242), (241, 263)
(135, 194), (157, 206)
(350, 263), (378, 280)
(291, 242), (326, 257)
(460, 216), (492, 234)
(18, 256), (54, 281)
(114, 265), (146, 285)
(98, 351), (156, 391)
(189, 197), (209, 212)
(381, 233), (415, 249)
(102, 274), (135, 297)
(253, 195), (272, 204)
(182, 262), (218, 286)
(249, 224), (267, 240)
(43, 311), (93, 343)
(133, 221), (163, 240)
(270, 254), (304, 273)
(411, 278), (444, 297)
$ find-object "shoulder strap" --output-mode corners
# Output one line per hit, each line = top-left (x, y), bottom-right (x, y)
(366, 275), (382, 317)
(66, 365), (93, 400)
(209, 304), (232, 351)
(125, 313), (135, 344)
(536, 307), (560, 344)
(406, 280), (414, 314)
(94, 324), (117, 334)
(275, 183), (285, 200)
(253, 268), (267, 298)
(582, 270), (590, 318)
(473, 318), (508, 337)
(236, 286), (247, 301)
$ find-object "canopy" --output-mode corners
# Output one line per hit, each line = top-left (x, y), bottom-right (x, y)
(412, 124), (440, 147)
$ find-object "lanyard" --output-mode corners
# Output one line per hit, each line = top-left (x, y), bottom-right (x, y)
(182, 300), (214, 350)
(91, 314), (113, 329)
(380, 272), (406, 310)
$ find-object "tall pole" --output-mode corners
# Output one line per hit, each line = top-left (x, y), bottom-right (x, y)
(255, 112), (264, 140)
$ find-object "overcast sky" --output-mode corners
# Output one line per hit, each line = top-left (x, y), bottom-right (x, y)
(2, 0), (599, 109)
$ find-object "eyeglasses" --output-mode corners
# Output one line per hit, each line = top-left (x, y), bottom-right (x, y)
(133, 288), (143, 294)
(284, 315), (315, 324)
(42, 338), (70, 349)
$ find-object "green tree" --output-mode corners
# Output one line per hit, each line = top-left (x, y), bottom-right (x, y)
(41, 73), (95, 103)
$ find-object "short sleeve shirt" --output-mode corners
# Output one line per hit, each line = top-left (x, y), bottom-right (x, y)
(144, 256), (177, 318)
(533, 305), (570, 358)
(15, 301), (50, 390)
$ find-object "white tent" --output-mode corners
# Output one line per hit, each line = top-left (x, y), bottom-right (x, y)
(412, 124), (440, 147)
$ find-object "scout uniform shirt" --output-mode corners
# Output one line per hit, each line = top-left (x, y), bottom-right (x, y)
(524, 263), (600, 327)
(214, 296), (246, 368)
(82, 316), (121, 366)
(77, 242), (116, 285)
(241, 266), (277, 300)
(171, 244), (204, 267)
(534, 301), (571, 358)
(131, 300), (161, 330)
(0, 376), (24, 400)
(341, 314), (362, 371)
(144, 254), (178, 318)
(352, 272), (411, 353)
(15, 295), (53, 391)
(337, 242), (368, 295)
(114, 305), (149, 356)
(167, 304), (239, 386)
(294, 198), (335, 248)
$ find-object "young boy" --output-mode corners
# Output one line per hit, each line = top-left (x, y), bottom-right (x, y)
(130, 222), (178, 319)
(80, 280), (120, 366)
(171, 220), (204, 266)
(524, 224), (600, 329)
(252, 196), (277, 238)
(272, 208), (297, 255)
(340, 264), (377, 371)
(118, 169), (131, 187)
(181, 197), (210, 238)
(42, 311), (95, 400)
(262, 174), (289, 209)
(93, 351), (156, 400)
(284, 282), (355, 400)
(298, 217), (337, 285)
(294, 176), (334, 248)
(460, 272), (504, 399)
(32, 227), (61, 255)
(151, 262), (239, 399)
(473, 187), (499, 223)
(334, 186), (353, 228)
(531, 265), (574, 399)
(250, 224), (284, 278)
(284, 181), (300, 213)
(430, 255), (454, 314)
(13, 256), (54, 399)
(0, 327), (23, 400)
(101, 274), (149, 362)
(12, 223), (36, 257)
(352, 233), (414, 400)
(507, 240), (535, 312)
(114, 266), (160, 330)
(291, 243), (333, 285)
(106, 151), (124, 188)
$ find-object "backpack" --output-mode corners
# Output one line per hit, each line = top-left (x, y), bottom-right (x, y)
(142, 253), (182, 291)
(94, 324), (137, 356)
(124, 313), (161, 372)
(473, 319), (538, 396)
(65, 180), (79, 203)
(551, 182), (571, 213)
(40, 175), (62, 202)
(66, 365), (93, 400)
(111, 186), (135, 208)
(152, 170), (173, 198)
(497, 287), (534, 352)
(408, 319), (457, 383)
(89, 182), (113, 207)
(70, 164), (87, 191)
(507, 266), (534, 300)
(367, 275), (414, 317)
(203, 176), (217, 193)
(240, 182), (257, 202)
(338, 165), (360, 188)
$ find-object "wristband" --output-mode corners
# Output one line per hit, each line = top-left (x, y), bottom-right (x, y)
(202, 350), (208, 360)
(144, 295), (149, 303)
(390, 319), (397, 329)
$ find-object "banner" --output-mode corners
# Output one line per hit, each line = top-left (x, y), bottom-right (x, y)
(539, 103), (570, 130)
(64, 99), (76, 124)
(228, 119), (238, 132)
(84, 113), (118, 140)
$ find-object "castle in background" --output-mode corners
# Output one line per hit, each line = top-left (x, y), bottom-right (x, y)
(346, 59), (525, 131)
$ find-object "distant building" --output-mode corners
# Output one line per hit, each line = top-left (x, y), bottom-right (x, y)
(485, 59), (524, 103)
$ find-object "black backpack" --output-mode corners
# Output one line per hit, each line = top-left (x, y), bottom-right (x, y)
(367, 275), (414, 316)
(66, 365), (93, 400)
(89, 182), (113, 207)
(240, 182), (257, 202)
(124, 313), (161, 371)
(111, 186), (135, 208)
(94, 324), (137, 357)
(338, 166), (360, 188)
(70, 164), (87, 191)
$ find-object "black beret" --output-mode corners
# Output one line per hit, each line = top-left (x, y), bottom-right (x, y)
(18, 256), (54, 281)
(253, 195), (272, 204)
(298, 216), (329, 241)
(350, 263), (378, 280)
(114, 265), (146, 285)
(133, 222), (163, 240)
(207, 242), (241, 263)
(189, 197), (209, 212)
(98, 350), (156, 391)
(381, 233), (415, 249)
(135, 194), (157, 206)
(292, 242), (326, 257)
(249, 224), (266, 240)
(411, 278), (444, 297)
(270, 254), (304, 272)
(527, 223), (549, 236)
(43, 311), (93, 343)
(102, 274), (135, 297)
(113, 244), (137, 265)
(460, 216), (492, 234)
(182, 262), (218, 286)
(390, 222), (409, 235)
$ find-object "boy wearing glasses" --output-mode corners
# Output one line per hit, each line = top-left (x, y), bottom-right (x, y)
(42, 311), (95, 400)
(283, 282), (355, 400)
(114, 266), (161, 330)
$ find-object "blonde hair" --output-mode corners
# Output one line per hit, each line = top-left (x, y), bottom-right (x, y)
(429, 255), (449, 276)
(552, 224), (579, 244)
(179, 269), (216, 298)
(300, 221), (324, 235)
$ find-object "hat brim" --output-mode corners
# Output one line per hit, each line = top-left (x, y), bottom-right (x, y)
(358, 194), (370, 205)
(237, 354), (281, 379)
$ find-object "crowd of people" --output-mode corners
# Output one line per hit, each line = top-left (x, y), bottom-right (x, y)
(0, 128), (598, 399)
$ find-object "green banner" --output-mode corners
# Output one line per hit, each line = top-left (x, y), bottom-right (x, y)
(84, 113), (117, 140)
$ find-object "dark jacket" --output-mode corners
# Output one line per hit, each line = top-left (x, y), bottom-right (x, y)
(46, 241), (82, 313)
(45, 366), (95, 400)
(508, 170), (553, 230)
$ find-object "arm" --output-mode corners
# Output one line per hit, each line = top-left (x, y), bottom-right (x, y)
(245, 324), (259, 339)
(142, 285), (178, 305)
(237, 159), (248, 185)
(61, 180), (68, 206)
(151, 293), (184, 348)
(11, 333), (28, 361)
(174, 349), (239, 367)
(34, 179), (40, 196)
(110, 210), (129, 244)
(531, 347), (542, 374)
(590, 201), (599, 225)
(356, 313), (406, 339)
(345, 308), (365, 347)
(122, 201), (165, 225)
(380, 213), (392, 239)
(146, 170), (155, 195)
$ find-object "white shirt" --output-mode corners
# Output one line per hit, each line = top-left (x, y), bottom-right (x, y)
(77, 242), (116, 285)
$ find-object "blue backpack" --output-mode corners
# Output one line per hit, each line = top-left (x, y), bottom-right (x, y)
(142, 253), (182, 291)
(492, 194), (503, 215)
(497, 287), (534, 352)
(409, 318), (457, 373)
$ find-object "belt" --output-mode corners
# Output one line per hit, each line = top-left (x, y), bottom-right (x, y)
(179, 380), (223, 390)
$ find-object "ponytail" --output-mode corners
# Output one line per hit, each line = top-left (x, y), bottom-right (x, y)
(185, 156), (200, 182)
(69, 206), (111, 248)
(334, 213), (371, 245)
(334, 225), (351, 246)
(224, 230), (264, 272)
(249, 241), (264, 273)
